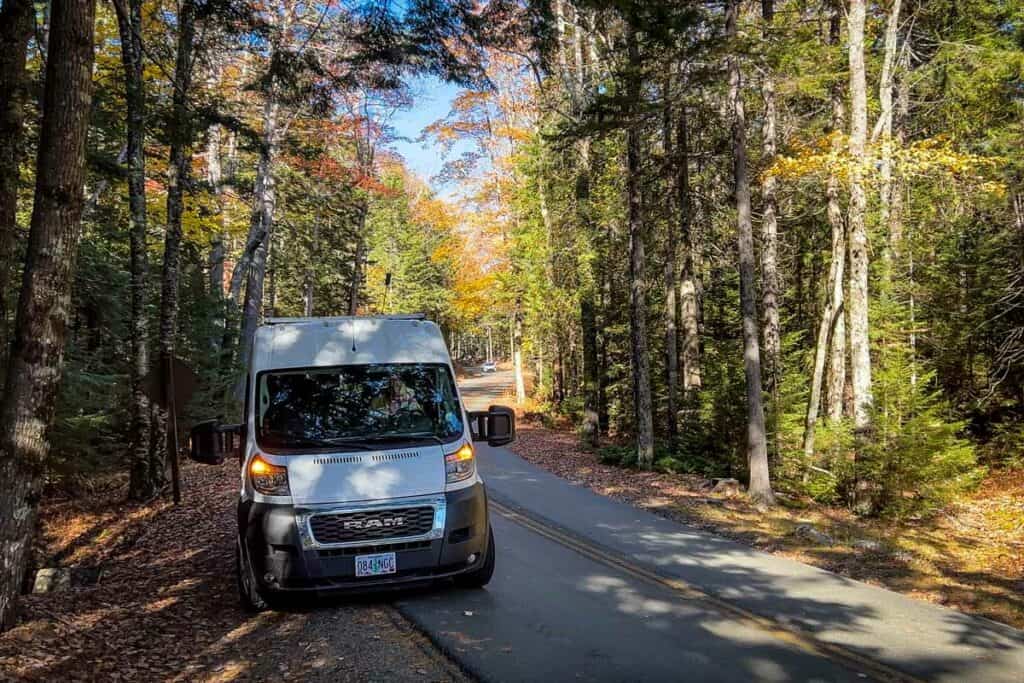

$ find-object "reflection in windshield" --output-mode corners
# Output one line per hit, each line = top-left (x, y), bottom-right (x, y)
(257, 364), (462, 450)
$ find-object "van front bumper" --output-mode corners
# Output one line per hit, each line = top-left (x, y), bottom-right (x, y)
(238, 483), (489, 593)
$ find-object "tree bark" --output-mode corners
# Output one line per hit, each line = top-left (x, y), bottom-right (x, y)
(804, 1), (849, 456)
(825, 3), (847, 424)
(760, 0), (781, 397)
(677, 101), (701, 395)
(513, 301), (526, 403)
(0, 0), (96, 630)
(238, 94), (279, 376)
(625, 22), (655, 469)
(875, 0), (903, 283)
(728, 0), (774, 505)
(578, 181), (603, 436)
(114, 0), (154, 500)
(847, 0), (873, 433)
(662, 81), (679, 448)
(0, 0), (35, 356)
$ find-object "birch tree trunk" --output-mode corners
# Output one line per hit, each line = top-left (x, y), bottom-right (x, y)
(825, 2), (847, 423)
(728, 0), (774, 505)
(0, 0), (96, 629)
(875, 0), (903, 283)
(847, 0), (874, 433)
(760, 0), (781, 396)
(625, 22), (655, 470)
(115, 0), (154, 500)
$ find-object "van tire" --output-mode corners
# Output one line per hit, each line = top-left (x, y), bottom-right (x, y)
(236, 541), (270, 612)
(454, 526), (495, 588)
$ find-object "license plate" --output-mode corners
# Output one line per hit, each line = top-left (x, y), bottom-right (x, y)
(355, 552), (397, 577)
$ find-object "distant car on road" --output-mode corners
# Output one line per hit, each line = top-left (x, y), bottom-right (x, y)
(482, 360), (497, 373)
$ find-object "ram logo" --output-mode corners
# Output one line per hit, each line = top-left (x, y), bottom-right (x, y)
(343, 516), (405, 530)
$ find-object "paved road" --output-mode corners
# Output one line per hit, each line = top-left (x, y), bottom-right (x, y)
(391, 368), (1024, 683)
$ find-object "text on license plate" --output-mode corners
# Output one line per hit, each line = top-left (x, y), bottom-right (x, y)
(355, 552), (396, 577)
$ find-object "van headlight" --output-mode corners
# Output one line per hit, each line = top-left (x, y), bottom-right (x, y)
(445, 443), (475, 483)
(250, 456), (290, 496)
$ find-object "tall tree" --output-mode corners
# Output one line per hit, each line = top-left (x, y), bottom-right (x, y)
(113, 0), (154, 501)
(803, 0), (847, 457)
(154, 0), (197, 499)
(0, 0), (36, 354)
(847, 0), (873, 433)
(727, 0), (773, 504)
(759, 0), (781, 397)
(0, 0), (97, 630)
(662, 78), (679, 448)
(625, 20), (654, 469)
(677, 100), (701, 395)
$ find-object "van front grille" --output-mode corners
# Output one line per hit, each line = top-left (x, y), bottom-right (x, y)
(309, 506), (435, 544)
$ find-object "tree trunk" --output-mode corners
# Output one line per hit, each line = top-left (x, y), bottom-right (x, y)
(760, 0), (781, 397)
(513, 301), (526, 403)
(728, 0), (774, 505)
(115, 0), (154, 500)
(847, 0), (873, 433)
(0, 0), (35, 356)
(804, 1), (848, 455)
(153, 0), (196, 501)
(677, 102), (701, 395)
(804, 167), (846, 457)
(875, 0), (903, 283)
(238, 94), (279, 375)
(0, 0), (96, 630)
(625, 23), (655, 470)
(662, 82), (679, 448)
(825, 4), (847, 424)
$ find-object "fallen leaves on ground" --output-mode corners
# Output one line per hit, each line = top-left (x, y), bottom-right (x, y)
(0, 463), (467, 682)
(508, 418), (1024, 630)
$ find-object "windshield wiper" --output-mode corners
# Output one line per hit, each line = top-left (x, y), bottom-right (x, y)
(267, 436), (376, 451)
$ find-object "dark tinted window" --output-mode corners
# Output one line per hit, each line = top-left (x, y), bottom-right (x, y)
(256, 364), (462, 450)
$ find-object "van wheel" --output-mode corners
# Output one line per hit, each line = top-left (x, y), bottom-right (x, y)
(454, 526), (495, 589)
(236, 541), (269, 612)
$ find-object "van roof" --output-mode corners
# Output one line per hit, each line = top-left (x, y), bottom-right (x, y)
(251, 316), (451, 372)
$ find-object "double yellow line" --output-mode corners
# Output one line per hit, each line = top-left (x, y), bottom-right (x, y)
(490, 499), (923, 683)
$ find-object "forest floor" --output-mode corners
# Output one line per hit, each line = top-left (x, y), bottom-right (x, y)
(0, 463), (468, 683)
(508, 417), (1024, 630)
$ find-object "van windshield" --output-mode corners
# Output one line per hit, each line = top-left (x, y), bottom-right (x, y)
(256, 363), (463, 451)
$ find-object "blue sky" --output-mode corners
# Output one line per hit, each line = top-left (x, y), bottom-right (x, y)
(387, 76), (474, 199)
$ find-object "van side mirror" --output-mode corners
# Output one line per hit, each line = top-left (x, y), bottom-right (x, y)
(468, 405), (516, 447)
(189, 420), (242, 465)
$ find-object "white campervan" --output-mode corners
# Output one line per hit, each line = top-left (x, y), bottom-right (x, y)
(188, 315), (515, 610)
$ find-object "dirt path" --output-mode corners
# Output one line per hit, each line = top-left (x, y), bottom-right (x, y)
(0, 463), (469, 682)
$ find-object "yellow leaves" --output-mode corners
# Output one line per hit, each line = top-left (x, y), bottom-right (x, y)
(767, 133), (1007, 195)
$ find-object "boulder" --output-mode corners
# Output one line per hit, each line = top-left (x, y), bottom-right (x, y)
(32, 568), (71, 594)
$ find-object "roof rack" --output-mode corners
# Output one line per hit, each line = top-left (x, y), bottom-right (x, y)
(263, 314), (427, 325)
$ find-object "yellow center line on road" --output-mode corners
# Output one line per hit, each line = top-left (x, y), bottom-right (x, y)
(490, 499), (924, 683)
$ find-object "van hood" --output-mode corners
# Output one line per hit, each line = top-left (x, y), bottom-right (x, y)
(284, 444), (447, 506)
